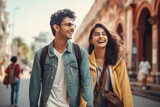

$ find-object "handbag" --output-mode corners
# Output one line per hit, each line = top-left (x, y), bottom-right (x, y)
(137, 69), (145, 81)
(94, 65), (124, 107)
(3, 75), (9, 86)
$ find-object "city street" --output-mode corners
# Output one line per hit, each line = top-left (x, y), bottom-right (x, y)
(0, 73), (160, 107)
(133, 95), (160, 107)
(0, 73), (30, 107)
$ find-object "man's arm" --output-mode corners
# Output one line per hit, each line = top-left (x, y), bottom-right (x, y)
(29, 51), (42, 107)
(79, 47), (93, 107)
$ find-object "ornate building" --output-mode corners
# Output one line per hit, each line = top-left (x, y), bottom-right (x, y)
(31, 32), (54, 55)
(73, 0), (160, 84)
(0, 0), (10, 75)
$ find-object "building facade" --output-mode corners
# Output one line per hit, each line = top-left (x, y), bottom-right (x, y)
(73, 0), (160, 84)
(0, 0), (10, 75)
(31, 32), (54, 54)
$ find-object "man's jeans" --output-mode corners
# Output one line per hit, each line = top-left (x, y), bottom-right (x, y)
(10, 79), (20, 104)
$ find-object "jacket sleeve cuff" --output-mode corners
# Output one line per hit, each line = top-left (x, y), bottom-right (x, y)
(86, 102), (93, 107)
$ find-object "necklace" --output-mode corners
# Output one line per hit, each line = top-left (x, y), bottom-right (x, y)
(96, 59), (104, 67)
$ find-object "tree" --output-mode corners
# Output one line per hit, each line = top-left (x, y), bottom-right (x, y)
(12, 37), (32, 64)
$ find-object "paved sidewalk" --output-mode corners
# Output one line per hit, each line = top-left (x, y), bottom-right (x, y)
(131, 81), (160, 102)
(0, 78), (30, 107)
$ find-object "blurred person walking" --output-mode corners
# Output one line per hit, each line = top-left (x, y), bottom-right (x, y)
(138, 56), (151, 90)
(29, 8), (93, 107)
(5, 56), (21, 107)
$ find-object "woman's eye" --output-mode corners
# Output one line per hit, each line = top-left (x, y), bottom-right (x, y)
(94, 33), (100, 36)
(102, 33), (107, 36)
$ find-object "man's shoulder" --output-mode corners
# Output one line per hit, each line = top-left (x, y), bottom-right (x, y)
(73, 43), (86, 52)
(35, 46), (45, 56)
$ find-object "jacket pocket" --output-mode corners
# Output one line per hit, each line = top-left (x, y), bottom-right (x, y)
(70, 62), (79, 78)
(43, 64), (52, 79)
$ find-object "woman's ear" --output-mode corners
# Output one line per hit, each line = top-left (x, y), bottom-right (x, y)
(90, 39), (94, 44)
(53, 24), (60, 32)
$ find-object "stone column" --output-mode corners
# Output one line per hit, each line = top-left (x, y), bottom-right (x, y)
(133, 26), (146, 70)
(148, 15), (159, 84)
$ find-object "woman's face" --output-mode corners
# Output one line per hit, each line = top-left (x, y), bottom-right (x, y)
(90, 27), (108, 48)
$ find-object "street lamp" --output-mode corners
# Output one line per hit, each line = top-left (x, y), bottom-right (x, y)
(11, 7), (19, 56)
(12, 7), (20, 37)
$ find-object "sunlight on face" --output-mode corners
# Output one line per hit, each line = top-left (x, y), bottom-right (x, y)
(91, 27), (108, 48)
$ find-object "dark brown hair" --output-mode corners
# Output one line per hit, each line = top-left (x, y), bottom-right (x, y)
(88, 23), (125, 66)
(50, 8), (76, 36)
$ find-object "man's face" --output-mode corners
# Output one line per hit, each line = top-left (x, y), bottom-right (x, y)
(59, 17), (76, 40)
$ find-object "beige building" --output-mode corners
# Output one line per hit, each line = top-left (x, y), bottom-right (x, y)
(0, 0), (10, 75)
(73, 0), (160, 83)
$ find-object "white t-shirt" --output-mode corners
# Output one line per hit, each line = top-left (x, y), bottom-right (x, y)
(46, 48), (69, 107)
(139, 61), (151, 75)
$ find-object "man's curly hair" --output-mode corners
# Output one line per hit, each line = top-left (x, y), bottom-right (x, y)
(50, 8), (76, 36)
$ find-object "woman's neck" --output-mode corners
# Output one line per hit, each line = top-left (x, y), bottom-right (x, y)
(94, 47), (106, 67)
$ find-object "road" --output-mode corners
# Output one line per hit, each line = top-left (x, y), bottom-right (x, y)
(0, 73), (30, 107)
(133, 95), (160, 107)
(0, 74), (160, 107)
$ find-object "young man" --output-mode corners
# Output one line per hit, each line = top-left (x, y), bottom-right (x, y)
(5, 56), (21, 107)
(29, 9), (93, 107)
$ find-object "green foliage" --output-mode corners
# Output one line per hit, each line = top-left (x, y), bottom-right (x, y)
(12, 37), (33, 64)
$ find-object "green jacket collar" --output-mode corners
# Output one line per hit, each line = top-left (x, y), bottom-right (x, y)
(48, 40), (72, 57)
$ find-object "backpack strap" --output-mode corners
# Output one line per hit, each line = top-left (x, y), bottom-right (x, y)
(73, 43), (81, 72)
(39, 43), (81, 81)
(40, 45), (49, 80)
(9, 64), (17, 76)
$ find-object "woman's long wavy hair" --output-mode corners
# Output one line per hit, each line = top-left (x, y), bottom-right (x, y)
(88, 23), (126, 66)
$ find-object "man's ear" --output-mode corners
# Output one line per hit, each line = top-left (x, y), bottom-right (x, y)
(53, 24), (60, 32)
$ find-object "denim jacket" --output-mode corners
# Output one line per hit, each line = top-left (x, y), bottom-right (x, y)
(29, 40), (93, 107)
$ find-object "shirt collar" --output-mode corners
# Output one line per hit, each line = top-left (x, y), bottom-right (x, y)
(48, 39), (72, 57)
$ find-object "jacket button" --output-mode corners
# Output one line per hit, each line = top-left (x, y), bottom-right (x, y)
(51, 76), (53, 79)
(49, 86), (51, 88)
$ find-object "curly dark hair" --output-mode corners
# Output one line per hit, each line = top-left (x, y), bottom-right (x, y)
(50, 8), (76, 36)
(88, 23), (125, 66)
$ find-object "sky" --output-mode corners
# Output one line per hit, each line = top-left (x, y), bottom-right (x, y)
(6, 0), (95, 46)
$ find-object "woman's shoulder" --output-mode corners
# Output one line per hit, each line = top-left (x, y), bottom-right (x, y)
(116, 56), (125, 65)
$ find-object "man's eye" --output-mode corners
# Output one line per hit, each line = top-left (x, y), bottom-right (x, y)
(67, 23), (72, 26)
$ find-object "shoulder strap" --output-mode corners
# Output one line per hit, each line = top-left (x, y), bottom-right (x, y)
(39, 43), (81, 80)
(94, 65), (107, 105)
(13, 64), (17, 76)
(40, 45), (49, 80)
(9, 64), (17, 75)
(73, 43), (81, 71)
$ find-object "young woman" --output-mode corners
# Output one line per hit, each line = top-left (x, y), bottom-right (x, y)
(80, 23), (133, 107)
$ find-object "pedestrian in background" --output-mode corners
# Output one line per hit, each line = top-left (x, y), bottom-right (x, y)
(80, 23), (133, 107)
(139, 56), (151, 90)
(29, 8), (93, 107)
(5, 56), (21, 107)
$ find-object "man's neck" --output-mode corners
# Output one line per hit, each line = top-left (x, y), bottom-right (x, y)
(54, 38), (68, 54)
